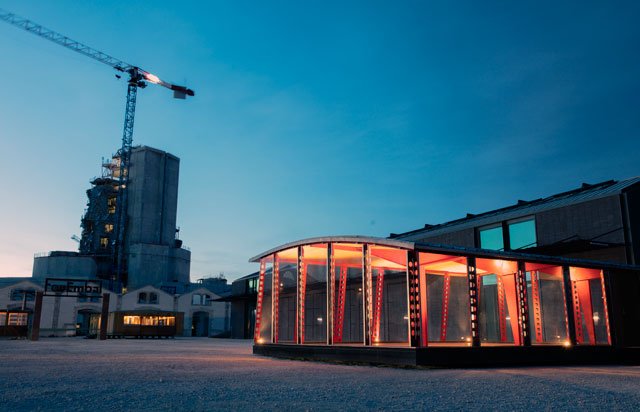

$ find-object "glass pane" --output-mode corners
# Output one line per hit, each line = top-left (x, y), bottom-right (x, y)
(476, 258), (520, 345)
(333, 243), (363, 344)
(258, 257), (273, 342)
(479, 226), (504, 250)
(419, 252), (471, 345)
(276, 247), (298, 343)
(370, 245), (408, 345)
(302, 244), (327, 343)
(509, 219), (536, 250)
(569, 267), (609, 345)
(525, 263), (567, 344)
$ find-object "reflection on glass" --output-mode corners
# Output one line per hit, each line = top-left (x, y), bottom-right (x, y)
(276, 247), (298, 342)
(525, 263), (567, 344)
(370, 245), (408, 345)
(258, 256), (273, 342)
(476, 258), (520, 344)
(420, 253), (471, 344)
(332, 243), (364, 344)
(509, 218), (536, 250)
(569, 267), (609, 345)
(302, 244), (327, 343)
(479, 225), (504, 250)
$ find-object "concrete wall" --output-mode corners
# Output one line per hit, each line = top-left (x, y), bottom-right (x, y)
(32, 255), (97, 281)
(127, 146), (180, 247)
(127, 244), (190, 290)
(176, 287), (230, 337)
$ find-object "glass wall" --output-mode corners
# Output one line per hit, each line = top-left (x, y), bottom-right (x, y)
(257, 256), (273, 342)
(419, 253), (471, 344)
(276, 247), (298, 343)
(332, 243), (363, 344)
(524, 263), (567, 344)
(569, 267), (610, 345)
(476, 258), (520, 344)
(369, 245), (409, 345)
(301, 244), (328, 343)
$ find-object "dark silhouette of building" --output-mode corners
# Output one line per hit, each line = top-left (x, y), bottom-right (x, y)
(390, 177), (640, 265)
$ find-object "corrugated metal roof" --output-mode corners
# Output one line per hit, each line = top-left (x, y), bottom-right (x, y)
(394, 177), (640, 241)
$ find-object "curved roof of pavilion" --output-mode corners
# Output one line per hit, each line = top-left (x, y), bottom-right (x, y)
(249, 236), (414, 262)
(249, 235), (639, 271)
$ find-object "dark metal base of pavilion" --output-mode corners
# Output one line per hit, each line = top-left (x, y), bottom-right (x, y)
(254, 344), (640, 368)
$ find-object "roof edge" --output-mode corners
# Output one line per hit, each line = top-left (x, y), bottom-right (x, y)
(249, 236), (415, 262)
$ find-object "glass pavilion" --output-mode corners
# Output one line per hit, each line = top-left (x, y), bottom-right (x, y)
(251, 236), (614, 348)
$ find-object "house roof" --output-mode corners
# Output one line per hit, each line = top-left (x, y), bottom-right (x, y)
(390, 177), (640, 241)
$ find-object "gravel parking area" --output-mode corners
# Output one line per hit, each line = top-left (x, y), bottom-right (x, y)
(1, 338), (640, 411)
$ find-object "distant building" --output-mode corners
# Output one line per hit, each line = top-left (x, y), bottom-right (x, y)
(219, 272), (259, 339)
(32, 146), (191, 291)
(0, 279), (230, 338)
(390, 177), (640, 265)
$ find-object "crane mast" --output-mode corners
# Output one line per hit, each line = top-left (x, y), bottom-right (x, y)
(1, 9), (194, 290)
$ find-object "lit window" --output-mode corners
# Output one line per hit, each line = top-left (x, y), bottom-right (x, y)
(158, 316), (175, 326)
(138, 292), (147, 304)
(8, 313), (28, 326)
(508, 218), (536, 250)
(149, 293), (158, 304)
(479, 224), (504, 250)
(100, 237), (109, 248)
(124, 316), (140, 325)
(107, 197), (116, 214)
(105, 224), (114, 233)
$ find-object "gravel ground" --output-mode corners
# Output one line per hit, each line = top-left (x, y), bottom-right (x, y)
(1, 338), (640, 411)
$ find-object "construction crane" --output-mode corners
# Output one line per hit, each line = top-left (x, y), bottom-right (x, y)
(0, 9), (195, 289)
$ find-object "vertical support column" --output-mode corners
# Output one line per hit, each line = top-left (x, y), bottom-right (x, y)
(601, 270), (613, 345)
(372, 269), (385, 343)
(272, 255), (280, 343)
(99, 293), (110, 340)
(467, 257), (480, 347)
(576, 281), (596, 344)
(530, 271), (544, 343)
(572, 281), (584, 344)
(334, 266), (347, 343)
(407, 251), (423, 347)
(297, 247), (307, 344)
(562, 266), (577, 345)
(253, 260), (266, 343)
(363, 244), (373, 346)
(440, 274), (450, 341)
(497, 275), (507, 342)
(327, 244), (334, 345)
(516, 261), (531, 346)
(30, 291), (43, 341)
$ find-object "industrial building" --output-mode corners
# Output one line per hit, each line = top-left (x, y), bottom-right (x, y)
(0, 145), (234, 339)
(32, 146), (191, 292)
(251, 178), (640, 366)
(390, 177), (640, 265)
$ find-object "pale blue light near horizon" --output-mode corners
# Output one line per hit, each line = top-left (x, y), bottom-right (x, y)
(0, 1), (639, 281)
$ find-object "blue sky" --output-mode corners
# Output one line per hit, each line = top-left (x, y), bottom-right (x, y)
(1, 1), (639, 281)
